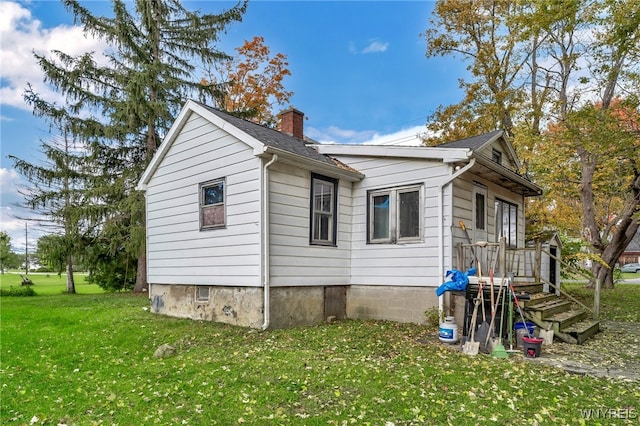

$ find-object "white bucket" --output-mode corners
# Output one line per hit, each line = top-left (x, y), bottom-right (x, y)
(438, 316), (458, 343)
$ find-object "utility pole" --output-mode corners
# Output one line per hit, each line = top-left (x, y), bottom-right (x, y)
(25, 222), (29, 276)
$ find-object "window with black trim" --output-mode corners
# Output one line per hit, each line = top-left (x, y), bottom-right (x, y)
(200, 178), (225, 230)
(310, 174), (337, 245)
(495, 199), (517, 247)
(475, 191), (486, 232)
(492, 148), (502, 164)
(368, 185), (422, 244)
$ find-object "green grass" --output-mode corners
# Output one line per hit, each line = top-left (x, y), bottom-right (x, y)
(563, 282), (640, 322)
(1, 287), (639, 425)
(0, 272), (105, 296)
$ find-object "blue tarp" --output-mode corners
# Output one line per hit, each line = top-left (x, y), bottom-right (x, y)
(435, 268), (476, 296)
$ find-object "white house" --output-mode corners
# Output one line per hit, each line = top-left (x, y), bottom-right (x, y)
(137, 100), (542, 329)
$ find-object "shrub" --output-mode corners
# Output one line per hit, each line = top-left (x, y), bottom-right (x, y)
(424, 306), (440, 327)
(0, 286), (37, 297)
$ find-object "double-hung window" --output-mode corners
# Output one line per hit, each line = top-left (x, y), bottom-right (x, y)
(200, 178), (226, 230)
(368, 185), (422, 244)
(310, 174), (337, 246)
(495, 199), (517, 247)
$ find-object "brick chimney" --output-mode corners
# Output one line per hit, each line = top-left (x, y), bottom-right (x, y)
(277, 107), (304, 139)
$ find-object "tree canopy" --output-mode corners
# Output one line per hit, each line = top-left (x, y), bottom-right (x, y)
(9, 130), (90, 293)
(203, 36), (293, 126)
(425, 0), (640, 287)
(22, 0), (247, 291)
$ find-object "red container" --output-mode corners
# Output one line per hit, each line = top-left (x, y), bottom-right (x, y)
(522, 336), (544, 358)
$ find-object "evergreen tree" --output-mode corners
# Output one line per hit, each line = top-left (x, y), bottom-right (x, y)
(0, 232), (11, 274)
(9, 129), (89, 293)
(28, 0), (247, 291)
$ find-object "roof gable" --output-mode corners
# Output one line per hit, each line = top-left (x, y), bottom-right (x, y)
(198, 102), (337, 167)
(439, 130), (521, 171)
(138, 100), (361, 190)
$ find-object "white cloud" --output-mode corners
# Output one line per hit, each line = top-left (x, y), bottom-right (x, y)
(0, 168), (21, 196)
(0, 1), (110, 111)
(362, 40), (389, 54)
(0, 168), (46, 250)
(306, 125), (378, 144)
(306, 125), (428, 146)
(362, 126), (428, 146)
(349, 39), (389, 55)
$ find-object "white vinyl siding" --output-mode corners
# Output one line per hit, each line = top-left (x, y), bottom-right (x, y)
(268, 164), (352, 286)
(452, 174), (525, 252)
(330, 155), (450, 286)
(145, 112), (262, 286)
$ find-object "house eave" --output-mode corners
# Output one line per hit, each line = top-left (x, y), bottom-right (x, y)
(311, 144), (472, 163)
(471, 154), (543, 197)
(261, 146), (365, 182)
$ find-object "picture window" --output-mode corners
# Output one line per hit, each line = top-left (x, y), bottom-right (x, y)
(368, 185), (422, 244)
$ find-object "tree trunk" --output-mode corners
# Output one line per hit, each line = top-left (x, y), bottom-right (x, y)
(66, 256), (76, 294)
(133, 253), (147, 293)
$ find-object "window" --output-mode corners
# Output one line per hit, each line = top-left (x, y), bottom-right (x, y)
(492, 148), (502, 164)
(495, 199), (517, 247)
(310, 174), (337, 245)
(368, 185), (422, 244)
(196, 286), (210, 302)
(475, 191), (486, 232)
(200, 178), (225, 230)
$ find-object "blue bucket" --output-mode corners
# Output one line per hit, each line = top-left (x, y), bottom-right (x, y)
(515, 321), (536, 347)
(515, 321), (535, 335)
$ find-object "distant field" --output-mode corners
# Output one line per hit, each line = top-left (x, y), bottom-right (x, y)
(0, 272), (105, 295)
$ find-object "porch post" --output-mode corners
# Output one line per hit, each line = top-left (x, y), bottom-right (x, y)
(534, 241), (542, 283)
(499, 237), (507, 277)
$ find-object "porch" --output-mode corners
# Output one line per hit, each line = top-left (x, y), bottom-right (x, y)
(454, 237), (600, 345)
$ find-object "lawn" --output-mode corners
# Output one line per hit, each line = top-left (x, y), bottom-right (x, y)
(1, 285), (638, 425)
(0, 272), (105, 296)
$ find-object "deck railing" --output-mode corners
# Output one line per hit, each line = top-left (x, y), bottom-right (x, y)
(456, 237), (594, 314)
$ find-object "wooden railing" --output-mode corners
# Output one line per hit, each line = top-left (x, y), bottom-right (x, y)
(456, 237), (594, 314)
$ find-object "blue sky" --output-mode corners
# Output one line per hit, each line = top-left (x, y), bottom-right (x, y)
(0, 0), (468, 250)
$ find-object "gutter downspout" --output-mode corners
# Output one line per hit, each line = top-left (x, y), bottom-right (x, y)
(437, 158), (476, 321)
(261, 154), (278, 330)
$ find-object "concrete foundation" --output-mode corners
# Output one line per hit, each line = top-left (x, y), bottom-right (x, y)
(149, 283), (441, 329)
(347, 285), (439, 324)
(149, 284), (328, 329)
(150, 284), (264, 328)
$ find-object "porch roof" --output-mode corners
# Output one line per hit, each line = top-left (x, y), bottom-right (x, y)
(467, 154), (542, 197)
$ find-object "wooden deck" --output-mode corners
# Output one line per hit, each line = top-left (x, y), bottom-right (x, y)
(457, 238), (599, 344)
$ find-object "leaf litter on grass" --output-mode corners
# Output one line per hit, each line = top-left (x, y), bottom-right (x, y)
(2, 295), (639, 425)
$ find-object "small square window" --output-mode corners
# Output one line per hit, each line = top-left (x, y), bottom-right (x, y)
(196, 286), (210, 302)
(200, 179), (225, 230)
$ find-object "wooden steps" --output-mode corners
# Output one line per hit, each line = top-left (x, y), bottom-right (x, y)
(517, 284), (599, 345)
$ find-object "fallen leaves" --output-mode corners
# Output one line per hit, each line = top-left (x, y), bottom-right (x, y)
(2, 295), (639, 425)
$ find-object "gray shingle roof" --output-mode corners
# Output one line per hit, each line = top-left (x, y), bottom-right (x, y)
(437, 129), (503, 149)
(196, 102), (337, 166)
(626, 229), (640, 252)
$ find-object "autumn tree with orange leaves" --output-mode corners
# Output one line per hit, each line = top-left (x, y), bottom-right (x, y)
(425, 0), (640, 288)
(203, 36), (292, 126)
